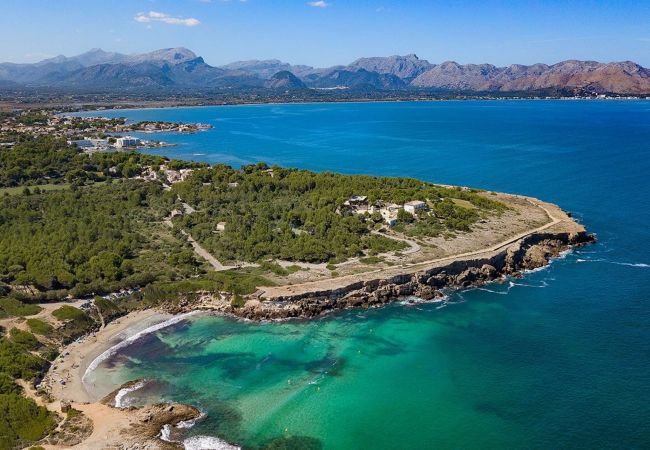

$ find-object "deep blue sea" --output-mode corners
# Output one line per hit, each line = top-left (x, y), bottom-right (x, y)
(82, 100), (650, 449)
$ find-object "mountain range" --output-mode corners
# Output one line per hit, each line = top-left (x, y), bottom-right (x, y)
(1, 47), (649, 95)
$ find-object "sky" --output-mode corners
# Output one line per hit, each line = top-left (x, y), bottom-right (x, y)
(0, 0), (649, 67)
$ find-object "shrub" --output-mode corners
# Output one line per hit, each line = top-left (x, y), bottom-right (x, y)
(0, 393), (56, 450)
(0, 299), (41, 319)
(26, 319), (53, 337)
(9, 329), (40, 351)
(0, 338), (48, 381)
(231, 294), (245, 308)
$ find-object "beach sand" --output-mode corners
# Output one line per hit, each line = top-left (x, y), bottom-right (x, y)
(44, 308), (172, 403)
(39, 308), (201, 449)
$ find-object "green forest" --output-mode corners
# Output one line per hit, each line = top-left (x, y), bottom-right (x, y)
(171, 163), (505, 263)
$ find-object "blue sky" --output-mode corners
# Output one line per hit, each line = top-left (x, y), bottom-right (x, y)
(1, 0), (649, 66)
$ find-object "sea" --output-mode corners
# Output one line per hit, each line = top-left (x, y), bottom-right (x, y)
(79, 100), (650, 449)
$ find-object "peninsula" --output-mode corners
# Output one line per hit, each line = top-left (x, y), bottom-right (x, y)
(0, 109), (593, 449)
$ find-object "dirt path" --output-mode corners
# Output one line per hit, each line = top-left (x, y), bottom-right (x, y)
(372, 230), (421, 255)
(259, 197), (568, 298)
(163, 199), (240, 271)
(180, 229), (239, 271)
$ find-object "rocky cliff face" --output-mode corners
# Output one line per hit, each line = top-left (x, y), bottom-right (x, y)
(165, 229), (594, 321)
(411, 60), (650, 94)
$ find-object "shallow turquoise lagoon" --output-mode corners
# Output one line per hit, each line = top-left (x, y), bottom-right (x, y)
(83, 100), (650, 449)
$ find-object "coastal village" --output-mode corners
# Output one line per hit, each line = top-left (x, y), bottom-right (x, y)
(0, 110), (211, 152)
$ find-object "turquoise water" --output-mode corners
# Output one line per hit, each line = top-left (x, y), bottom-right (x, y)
(83, 101), (650, 449)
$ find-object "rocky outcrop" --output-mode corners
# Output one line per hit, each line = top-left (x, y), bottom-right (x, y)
(98, 380), (204, 450)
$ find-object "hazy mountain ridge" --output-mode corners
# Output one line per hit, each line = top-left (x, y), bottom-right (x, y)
(1, 47), (648, 94)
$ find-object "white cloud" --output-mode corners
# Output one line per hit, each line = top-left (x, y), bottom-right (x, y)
(134, 11), (201, 27)
(307, 1), (329, 8)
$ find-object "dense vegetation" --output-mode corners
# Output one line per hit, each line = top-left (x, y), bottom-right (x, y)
(0, 335), (56, 450)
(0, 180), (201, 298)
(0, 134), (201, 188)
(172, 164), (504, 263)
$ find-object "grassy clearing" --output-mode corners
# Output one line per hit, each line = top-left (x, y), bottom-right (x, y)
(359, 256), (385, 265)
(0, 299), (42, 319)
(51, 306), (86, 322)
(450, 198), (478, 209)
(0, 183), (71, 196)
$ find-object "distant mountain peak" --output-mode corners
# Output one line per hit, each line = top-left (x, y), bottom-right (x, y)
(264, 71), (306, 89)
(0, 48), (648, 95)
(125, 47), (197, 66)
(347, 54), (433, 82)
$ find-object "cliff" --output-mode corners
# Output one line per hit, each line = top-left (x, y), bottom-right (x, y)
(163, 196), (594, 320)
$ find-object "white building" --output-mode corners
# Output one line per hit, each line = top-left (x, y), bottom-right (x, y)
(216, 222), (227, 231)
(380, 203), (401, 227)
(115, 136), (141, 148)
(69, 138), (109, 152)
(404, 200), (427, 214)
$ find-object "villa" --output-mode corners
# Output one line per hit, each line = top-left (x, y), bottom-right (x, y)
(404, 200), (427, 214)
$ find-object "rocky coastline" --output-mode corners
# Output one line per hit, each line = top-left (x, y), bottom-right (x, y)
(165, 228), (595, 321)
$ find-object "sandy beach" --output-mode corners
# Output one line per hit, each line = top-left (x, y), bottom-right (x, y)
(37, 308), (209, 449)
(44, 308), (172, 403)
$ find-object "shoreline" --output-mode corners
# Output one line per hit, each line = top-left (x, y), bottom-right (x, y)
(64, 96), (650, 116)
(38, 193), (594, 449)
(43, 309), (173, 403)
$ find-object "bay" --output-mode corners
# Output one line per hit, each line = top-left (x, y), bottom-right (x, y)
(82, 100), (650, 449)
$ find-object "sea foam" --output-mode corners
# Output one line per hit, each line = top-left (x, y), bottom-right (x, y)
(183, 435), (240, 450)
(114, 379), (147, 408)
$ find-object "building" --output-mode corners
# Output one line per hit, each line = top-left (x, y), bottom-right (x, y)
(347, 195), (368, 205)
(404, 200), (427, 214)
(69, 138), (109, 152)
(341, 195), (370, 215)
(164, 168), (193, 184)
(216, 222), (227, 231)
(115, 136), (141, 148)
(380, 204), (401, 227)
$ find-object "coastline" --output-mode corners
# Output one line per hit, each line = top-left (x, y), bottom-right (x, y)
(63, 96), (650, 117)
(38, 193), (593, 449)
(44, 308), (173, 403)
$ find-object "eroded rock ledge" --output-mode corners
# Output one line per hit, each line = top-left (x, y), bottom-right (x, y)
(99, 382), (203, 450)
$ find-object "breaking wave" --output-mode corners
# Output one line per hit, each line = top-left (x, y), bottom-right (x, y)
(571, 257), (649, 268)
(114, 379), (148, 408)
(82, 311), (200, 388)
(183, 436), (240, 450)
